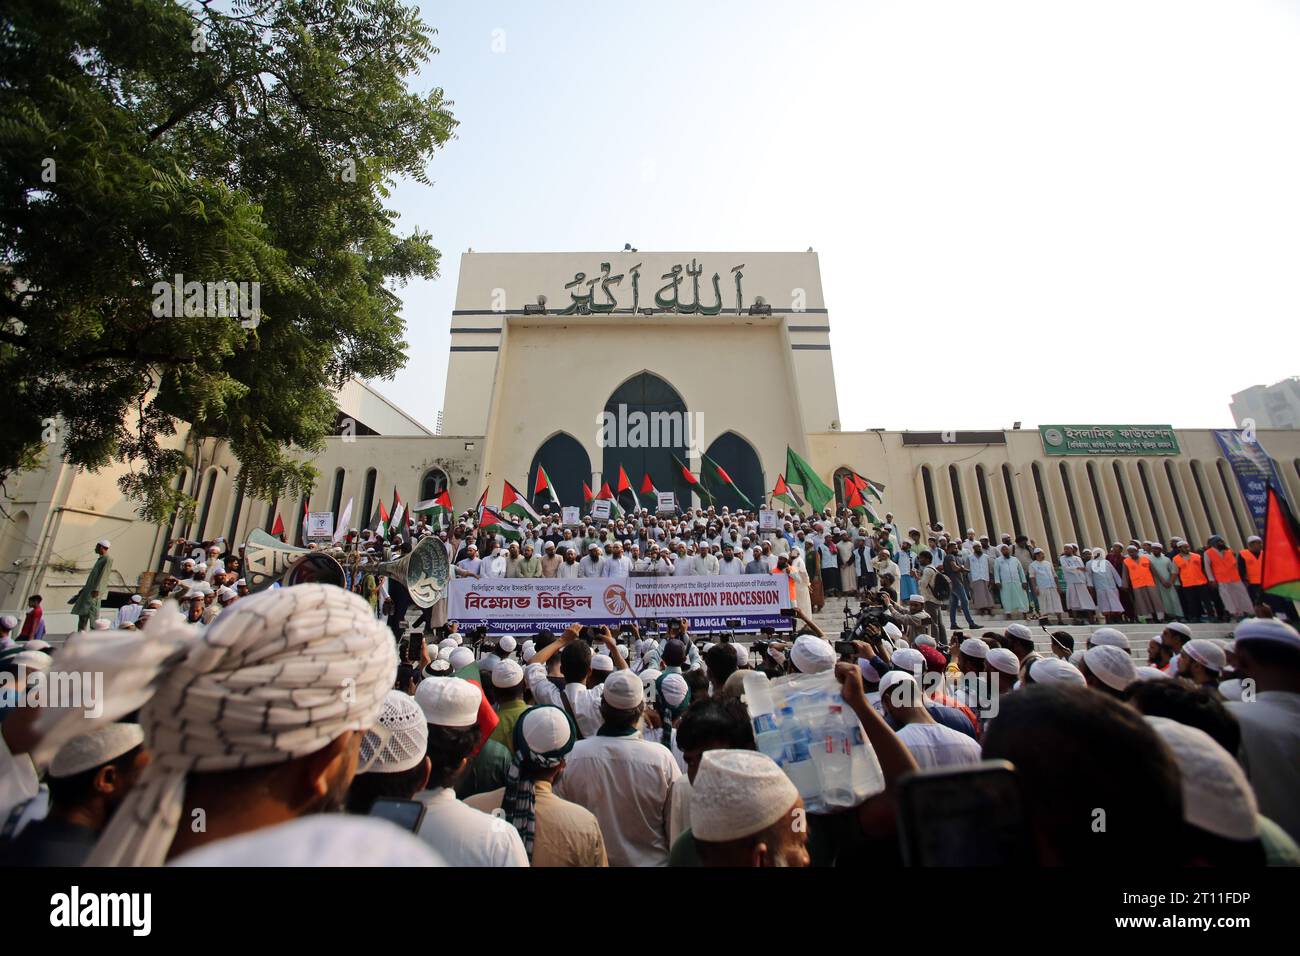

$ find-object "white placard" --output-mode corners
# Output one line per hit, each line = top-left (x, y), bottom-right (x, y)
(561, 506), (581, 527)
(656, 491), (676, 514)
(590, 499), (612, 520)
(305, 511), (335, 541)
(758, 509), (778, 531)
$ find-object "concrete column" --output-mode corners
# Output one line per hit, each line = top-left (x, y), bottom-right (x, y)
(1122, 460), (1157, 542)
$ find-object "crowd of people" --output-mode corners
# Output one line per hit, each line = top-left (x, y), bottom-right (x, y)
(0, 500), (1296, 868)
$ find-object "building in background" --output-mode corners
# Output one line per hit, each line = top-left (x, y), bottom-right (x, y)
(4, 250), (1300, 628)
(1231, 377), (1300, 430)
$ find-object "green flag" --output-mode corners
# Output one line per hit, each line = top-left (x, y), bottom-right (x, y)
(701, 454), (756, 510)
(785, 446), (833, 512)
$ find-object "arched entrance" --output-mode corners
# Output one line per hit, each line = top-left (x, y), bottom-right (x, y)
(703, 432), (764, 511)
(529, 433), (593, 509)
(600, 371), (692, 507)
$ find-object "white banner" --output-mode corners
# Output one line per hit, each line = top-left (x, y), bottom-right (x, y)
(449, 574), (792, 635)
(561, 506), (581, 527)
(590, 499), (612, 520)
(305, 511), (334, 541)
(656, 491), (676, 514)
(758, 509), (778, 530)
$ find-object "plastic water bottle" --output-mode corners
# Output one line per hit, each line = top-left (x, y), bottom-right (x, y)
(779, 706), (821, 800)
(816, 705), (855, 807)
(843, 709), (886, 799)
(744, 673), (785, 766)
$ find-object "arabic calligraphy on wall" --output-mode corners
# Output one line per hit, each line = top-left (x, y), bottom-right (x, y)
(540, 259), (749, 316)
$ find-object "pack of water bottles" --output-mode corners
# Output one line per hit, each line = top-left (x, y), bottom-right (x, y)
(741, 669), (885, 814)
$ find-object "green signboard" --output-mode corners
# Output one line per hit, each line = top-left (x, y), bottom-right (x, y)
(1039, 425), (1180, 456)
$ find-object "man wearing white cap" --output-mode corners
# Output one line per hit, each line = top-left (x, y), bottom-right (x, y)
(555, 669), (681, 866)
(344, 691), (430, 814)
(467, 705), (607, 867)
(1158, 620), (1192, 674)
(72, 540), (113, 631)
(687, 750), (809, 867)
(488, 659), (529, 751)
(1081, 644), (1137, 698)
(0, 724), (148, 866)
(114, 594), (144, 630)
(525, 624), (628, 738)
(1225, 618), (1300, 843)
(412, 677), (529, 866)
(878, 671), (982, 770)
(1178, 639), (1226, 694)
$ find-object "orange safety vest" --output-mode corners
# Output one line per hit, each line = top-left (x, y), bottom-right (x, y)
(1206, 547), (1241, 584)
(1124, 555), (1155, 589)
(1174, 552), (1208, 586)
(1241, 549), (1262, 585)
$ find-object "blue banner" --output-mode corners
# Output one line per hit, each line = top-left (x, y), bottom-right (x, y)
(1212, 429), (1287, 536)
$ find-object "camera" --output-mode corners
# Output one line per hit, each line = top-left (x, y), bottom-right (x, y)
(834, 640), (857, 657)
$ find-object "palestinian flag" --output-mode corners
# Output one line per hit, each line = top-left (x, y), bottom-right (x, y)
(502, 480), (541, 524)
(846, 470), (886, 504)
(582, 481), (594, 504)
(453, 658), (500, 756)
(412, 490), (453, 527)
(479, 507), (522, 542)
(639, 472), (659, 509)
(370, 501), (389, 537)
(390, 487), (408, 541)
(475, 487), (489, 522)
(771, 474), (802, 509)
(616, 465), (637, 509)
(701, 453), (756, 510)
(1262, 484), (1300, 601)
(785, 446), (833, 513)
(596, 481), (626, 519)
(672, 454), (713, 506)
(845, 481), (882, 524)
(270, 512), (285, 539)
(534, 465), (561, 509)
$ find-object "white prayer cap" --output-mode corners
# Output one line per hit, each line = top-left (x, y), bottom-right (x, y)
(92, 619), (111, 630)
(182, 558), (195, 567)
(616, 644), (629, 660)
(638, 668), (662, 687)
(891, 647), (926, 675)
(1089, 627), (1130, 651)
(1083, 645), (1137, 692)
(498, 635), (517, 653)
(1145, 716), (1258, 842)
(1134, 665), (1172, 682)
(217, 586), (236, 603)
(1232, 617), (1300, 652)
(208, 544), (221, 553)
(414, 677), (480, 728)
(194, 564), (208, 574)
(492, 658), (525, 688)
(788, 635), (834, 674)
(691, 749), (799, 843)
(170, 815), (446, 867)
(130, 594), (143, 604)
(517, 706), (574, 754)
(235, 579), (246, 588)
(1028, 657), (1086, 688)
(437, 646), (454, 662)
(358, 691), (428, 774)
(658, 672), (690, 708)
(1246, 535), (1262, 544)
(914, 634), (937, 649)
(97, 539), (111, 549)
(959, 637), (989, 659)
(11, 650), (51, 672)
(602, 670), (645, 709)
(23, 639), (51, 651)
(423, 659), (451, 677)
(907, 594), (925, 605)
(1184, 639), (1226, 673)
(1004, 622), (1033, 643)
(0, 615), (17, 630)
(883, 622), (903, 641)
(147, 599), (162, 608)
(521, 640), (537, 663)
(733, 643), (748, 665)
(589, 653), (614, 673)
(478, 655), (498, 674)
(878, 669), (918, 701)
(1163, 621), (1193, 639)
(595, 645), (612, 656)
(49, 723), (144, 779)
(438, 637), (458, 650)
(448, 647), (475, 670)
(1217, 678), (1244, 701)
(986, 648), (1021, 676)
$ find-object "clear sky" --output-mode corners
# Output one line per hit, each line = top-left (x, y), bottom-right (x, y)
(376, 0), (1300, 433)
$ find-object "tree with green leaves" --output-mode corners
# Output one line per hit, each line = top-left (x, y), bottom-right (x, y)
(0, 0), (456, 522)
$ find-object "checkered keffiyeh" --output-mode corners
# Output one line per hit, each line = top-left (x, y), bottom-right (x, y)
(32, 584), (397, 866)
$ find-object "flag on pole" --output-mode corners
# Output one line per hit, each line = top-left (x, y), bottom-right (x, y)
(475, 487), (489, 523)
(1262, 484), (1300, 601)
(389, 487), (407, 541)
(846, 469), (886, 504)
(771, 474), (802, 509)
(412, 490), (453, 527)
(502, 480), (541, 524)
(534, 465), (561, 508)
(374, 499), (390, 538)
(845, 482), (882, 524)
(332, 497), (354, 543)
(672, 454), (713, 506)
(784, 446), (833, 513)
(270, 512), (285, 538)
(582, 481), (594, 504)
(479, 507), (522, 542)
(701, 453), (756, 510)
(615, 465), (638, 510)
(639, 472), (659, 509)
(596, 481), (626, 518)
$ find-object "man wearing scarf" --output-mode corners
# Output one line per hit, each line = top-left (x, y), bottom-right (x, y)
(467, 706), (607, 867)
